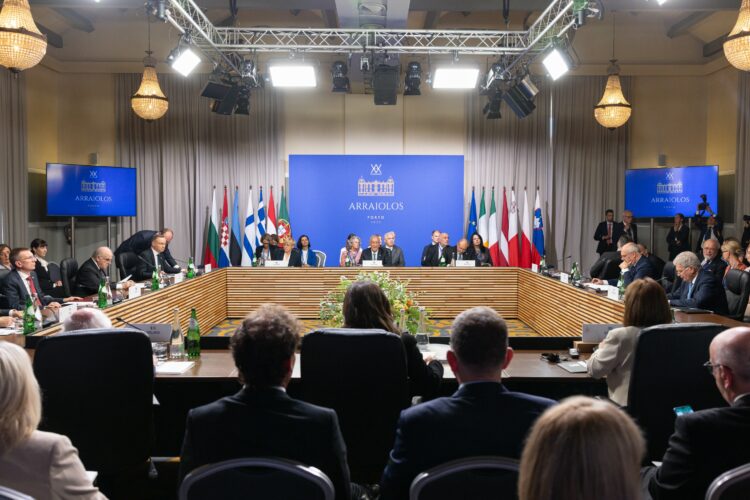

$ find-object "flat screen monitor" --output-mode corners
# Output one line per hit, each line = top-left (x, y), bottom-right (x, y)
(46, 163), (137, 217)
(624, 165), (718, 218)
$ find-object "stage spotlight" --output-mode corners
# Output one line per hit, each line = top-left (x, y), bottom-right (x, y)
(432, 66), (480, 89)
(483, 92), (502, 120)
(503, 85), (536, 119)
(404, 61), (422, 96)
(235, 85), (251, 115)
(542, 46), (573, 81)
(167, 34), (201, 77)
(331, 60), (350, 93)
(268, 62), (316, 87)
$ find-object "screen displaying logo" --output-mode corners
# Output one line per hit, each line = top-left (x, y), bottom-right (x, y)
(46, 163), (137, 217)
(624, 165), (718, 218)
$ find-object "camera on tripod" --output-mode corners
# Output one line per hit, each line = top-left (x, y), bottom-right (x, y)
(697, 194), (709, 212)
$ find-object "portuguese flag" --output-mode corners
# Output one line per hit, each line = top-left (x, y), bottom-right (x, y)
(277, 185), (291, 241)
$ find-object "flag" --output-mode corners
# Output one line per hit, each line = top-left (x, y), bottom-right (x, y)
(219, 186), (231, 268)
(241, 187), (257, 266)
(488, 187), (500, 266)
(204, 187), (219, 268)
(521, 188), (532, 269)
(266, 186), (277, 235)
(277, 185), (291, 241)
(466, 187), (478, 239)
(532, 189), (545, 265)
(478, 187), (489, 246)
(230, 186), (242, 266)
(257, 187), (266, 239)
(508, 189), (519, 267)
(499, 187), (510, 267)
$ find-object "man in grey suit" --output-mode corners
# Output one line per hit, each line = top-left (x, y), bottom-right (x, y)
(383, 231), (405, 267)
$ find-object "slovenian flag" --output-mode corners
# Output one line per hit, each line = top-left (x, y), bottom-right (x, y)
(532, 189), (545, 265)
(508, 189), (519, 266)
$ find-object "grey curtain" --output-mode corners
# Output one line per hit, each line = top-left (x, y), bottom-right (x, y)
(736, 72), (750, 223)
(466, 76), (630, 271)
(0, 68), (28, 246)
(115, 73), (282, 262)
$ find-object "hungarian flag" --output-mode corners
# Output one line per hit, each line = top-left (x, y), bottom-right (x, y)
(219, 186), (231, 268)
(488, 187), (500, 266)
(532, 189), (545, 265)
(478, 187), (489, 246)
(230, 186), (242, 266)
(520, 189), (532, 269)
(257, 187), (266, 239)
(499, 187), (510, 267)
(466, 187), (478, 239)
(508, 189), (520, 266)
(266, 186), (277, 236)
(277, 185), (291, 241)
(241, 186), (257, 266)
(204, 187), (219, 268)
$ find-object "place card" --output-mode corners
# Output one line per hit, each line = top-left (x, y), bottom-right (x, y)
(607, 286), (620, 301)
(362, 260), (384, 267)
(264, 260), (287, 267)
(128, 285), (142, 299)
(455, 260), (475, 267)
(173, 273), (184, 284)
(560, 272), (569, 284)
(531, 263), (539, 273)
(204, 264), (212, 273)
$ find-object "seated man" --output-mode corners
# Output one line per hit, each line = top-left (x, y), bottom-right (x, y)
(593, 242), (655, 288)
(75, 247), (134, 298)
(668, 251), (729, 315)
(136, 233), (180, 281)
(643, 327), (750, 500)
(361, 234), (390, 265)
(62, 308), (113, 332)
(383, 231), (405, 267)
(379, 306), (555, 500)
(698, 238), (727, 280)
(422, 232), (453, 267)
(589, 235), (629, 279)
(420, 230), (440, 266)
(179, 304), (351, 500)
(115, 228), (179, 270)
(453, 238), (475, 262)
(1, 247), (78, 311)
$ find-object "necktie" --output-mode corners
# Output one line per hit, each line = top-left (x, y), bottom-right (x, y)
(27, 276), (41, 307)
(687, 281), (694, 299)
(607, 222), (612, 239)
(373, 252), (377, 261)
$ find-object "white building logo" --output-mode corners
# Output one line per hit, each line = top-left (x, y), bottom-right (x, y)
(656, 172), (683, 194)
(358, 176), (395, 197)
(81, 170), (106, 193)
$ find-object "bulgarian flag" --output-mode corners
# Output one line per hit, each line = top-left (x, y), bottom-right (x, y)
(508, 188), (520, 266)
(499, 187), (510, 267)
(488, 187), (500, 266)
(219, 186), (231, 268)
(277, 185), (291, 241)
(532, 189), (545, 265)
(520, 188), (533, 269)
(478, 187), (489, 246)
(204, 187), (219, 268)
(266, 186), (277, 236)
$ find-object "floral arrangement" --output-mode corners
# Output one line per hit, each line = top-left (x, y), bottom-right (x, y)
(319, 271), (430, 334)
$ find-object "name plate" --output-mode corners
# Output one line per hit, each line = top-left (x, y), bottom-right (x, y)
(531, 263), (539, 273)
(455, 260), (475, 267)
(57, 304), (75, 323)
(173, 273), (184, 284)
(128, 284), (143, 299)
(607, 286), (620, 301)
(264, 260), (287, 267)
(560, 272), (570, 284)
(204, 264), (212, 273)
(362, 260), (383, 267)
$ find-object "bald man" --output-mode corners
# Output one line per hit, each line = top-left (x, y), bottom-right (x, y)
(75, 247), (122, 298)
(423, 232), (454, 267)
(645, 327), (750, 500)
(592, 242), (655, 288)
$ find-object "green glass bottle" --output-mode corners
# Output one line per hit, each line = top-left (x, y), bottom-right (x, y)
(439, 254), (447, 267)
(617, 270), (626, 299)
(187, 308), (201, 359)
(151, 266), (160, 291)
(186, 257), (196, 279)
(97, 277), (108, 309)
(539, 255), (546, 273)
(22, 295), (35, 335)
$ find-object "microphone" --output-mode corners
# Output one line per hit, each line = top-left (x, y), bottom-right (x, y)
(137, 254), (158, 271)
(115, 316), (148, 333)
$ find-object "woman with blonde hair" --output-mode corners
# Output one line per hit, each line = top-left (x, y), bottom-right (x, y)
(0, 342), (106, 499)
(721, 239), (747, 274)
(519, 396), (645, 500)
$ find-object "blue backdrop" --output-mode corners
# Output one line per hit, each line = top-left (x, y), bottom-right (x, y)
(289, 155), (464, 266)
(624, 165), (718, 218)
(46, 163), (137, 217)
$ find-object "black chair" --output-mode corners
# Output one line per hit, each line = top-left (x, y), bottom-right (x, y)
(0, 268), (9, 309)
(662, 261), (680, 294)
(705, 462), (750, 500)
(47, 262), (62, 284)
(59, 257), (78, 297)
(725, 269), (750, 321)
(409, 456), (520, 500)
(600, 259), (621, 281)
(627, 323), (727, 461)
(300, 328), (410, 483)
(117, 251), (139, 281)
(178, 458), (335, 500)
(32, 329), (154, 497)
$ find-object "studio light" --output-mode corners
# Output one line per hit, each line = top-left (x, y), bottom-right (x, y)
(167, 34), (201, 77)
(542, 47), (571, 81)
(503, 84), (536, 119)
(432, 66), (480, 89)
(234, 85), (251, 115)
(483, 92), (502, 120)
(404, 61), (422, 96)
(724, 0), (750, 71)
(331, 60), (350, 93)
(0, 0), (47, 73)
(268, 62), (316, 87)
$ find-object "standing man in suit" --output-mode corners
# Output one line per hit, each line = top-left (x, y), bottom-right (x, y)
(668, 251), (729, 315)
(420, 230), (440, 265)
(75, 246), (134, 297)
(614, 210), (638, 244)
(1, 248), (78, 311)
(422, 233), (453, 267)
(380, 306), (555, 500)
(644, 327), (750, 500)
(383, 231), (405, 267)
(361, 234), (390, 265)
(115, 228), (179, 270)
(698, 238), (727, 280)
(179, 304), (352, 500)
(593, 209), (616, 255)
(136, 233), (181, 281)
(666, 213), (690, 260)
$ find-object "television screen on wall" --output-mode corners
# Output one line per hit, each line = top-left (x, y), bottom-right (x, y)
(46, 163), (137, 217)
(624, 165), (718, 218)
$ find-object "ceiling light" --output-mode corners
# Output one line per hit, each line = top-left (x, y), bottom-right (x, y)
(404, 61), (422, 96)
(432, 67), (479, 89)
(0, 0), (47, 73)
(167, 36), (201, 77)
(131, 15), (168, 121)
(656, 0), (667, 5)
(542, 47), (571, 81)
(595, 15), (631, 130)
(483, 92), (502, 120)
(724, 0), (750, 71)
(269, 63), (316, 87)
(331, 60), (350, 93)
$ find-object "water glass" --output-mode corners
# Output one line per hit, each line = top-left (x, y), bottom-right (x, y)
(415, 333), (429, 352)
(152, 342), (169, 364)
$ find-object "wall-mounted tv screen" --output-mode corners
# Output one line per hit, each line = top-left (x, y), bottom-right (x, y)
(624, 165), (718, 218)
(46, 163), (137, 217)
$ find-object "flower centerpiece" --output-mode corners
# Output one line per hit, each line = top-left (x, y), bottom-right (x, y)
(319, 271), (430, 334)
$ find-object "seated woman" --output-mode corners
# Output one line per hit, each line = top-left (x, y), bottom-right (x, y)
(0, 342), (106, 499)
(296, 234), (318, 267)
(339, 234), (363, 267)
(587, 277), (671, 406)
(470, 233), (491, 266)
(254, 234), (281, 264)
(276, 237), (302, 267)
(342, 280), (443, 399)
(30, 239), (64, 298)
(722, 239), (747, 275)
(0, 243), (12, 270)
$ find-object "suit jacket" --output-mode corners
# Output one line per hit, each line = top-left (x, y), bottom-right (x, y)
(2, 270), (54, 310)
(361, 248), (391, 265)
(136, 249), (180, 281)
(694, 217), (724, 253)
(179, 387), (352, 500)
(115, 230), (178, 268)
(384, 246), (405, 267)
(74, 258), (108, 298)
(453, 247), (476, 263)
(401, 333), (443, 400)
(34, 260), (64, 298)
(668, 269), (729, 315)
(646, 394), (750, 500)
(701, 255), (728, 281)
(420, 243), (436, 266)
(277, 248), (302, 267)
(666, 225), (691, 260)
(613, 221), (638, 245)
(586, 326), (641, 406)
(594, 221), (616, 255)
(254, 246), (283, 263)
(647, 254), (666, 280)
(380, 382), (555, 500)
(422, 244), (453, 267)
(607, 255), (656, 287)
(0, 430), (106, 500)
(590, 250), (621, 279)
(298, 248), (318, 266)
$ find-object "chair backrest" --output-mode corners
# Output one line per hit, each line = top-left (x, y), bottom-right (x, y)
(300, 328), (409, 483)
(724, 269), (750, 321)
(601, 259), (621, 280)
(410, 456), (520, 500)
(60, 258), (78, 297)
(313, 250), (326, 267)
(0, 486), (34, 500)
(117, 251), (139, 281)
(662, 261), (681, 294)
(705, 462), (750, 500)
(0, 268), (9, 309)
(47, 262), (62, 283)
(178, 458), (335, 500)
(32, 329), (154, 474)
(627, 323), (727, 460)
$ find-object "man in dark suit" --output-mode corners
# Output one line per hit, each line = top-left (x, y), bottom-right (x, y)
(613, 209), (638, 244)
(698, 239), (727, 280)
(1, 248), (77, 311)
(422, 233), (453, 267)
(666, 213), (691, 260)
(592, 243), (656, 288)
(694, 208), (723, 255)
(115, 228), (179, 269)
(383, 231), (405, 267)
(361, 234), (390, 265)
(668, 251), (729, 315)
(379, 306), (555, 500)
(593, 209), (616, 255)
(179, 304), (352, 500)
(75, 247), (112, 297)
(453, 238), (475, 262)
(136, 233), (181, 281)
(643, 327), (750, 500)
(420, 230), (440, 266)
(589, 235), (630, 279)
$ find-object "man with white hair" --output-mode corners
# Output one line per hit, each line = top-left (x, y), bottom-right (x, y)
(592, 242), (655, 288)
(645, 327), (750, 499)
(62, 308), (113, 332)
(699, 238), (727, 280)
(383, 231), (405, 267)
(668, 251), (728, 315)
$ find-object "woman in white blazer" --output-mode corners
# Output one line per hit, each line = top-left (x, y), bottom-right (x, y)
(0, 342), (106, 500)
(587, 277), (672, 406)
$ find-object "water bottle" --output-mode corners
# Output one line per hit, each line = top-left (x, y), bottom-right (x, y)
(170, 307), (186, 359)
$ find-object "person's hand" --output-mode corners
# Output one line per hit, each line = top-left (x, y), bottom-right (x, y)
(619, 261), (629, 270)
(591, 278), (605, 285)
(10, 309), (22, 319)
(45, 302), (61, 311)
(54, 280), (63, 287)
(422, 353), (435, 364)
(63, 296), (82, 303)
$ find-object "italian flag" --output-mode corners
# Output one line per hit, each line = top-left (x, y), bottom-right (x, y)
(508, 188), (520, 266)
(488, 187), (501, 266)
(478, 187), (489, 246)
(204, 187), (219, 268)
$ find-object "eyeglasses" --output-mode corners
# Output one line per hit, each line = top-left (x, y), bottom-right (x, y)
(703, 360), (723, 374)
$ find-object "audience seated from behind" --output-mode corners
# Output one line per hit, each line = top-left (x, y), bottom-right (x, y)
(30, 239), (65, 298)
(699, 238), (728, 280)
(590, 235), (629, 279)
(721, 239), (747, 276)
(379, 306), (555, 500)
(0, 243), (12, 270)
(1, 247), (79, 311)
(642, 327), (750, 500)
(668, 251), (729, 315)
(518, 396), (644, 500)
(343, 281), (443, 400)
(0, 342), (107, 499)
(179, 304), (352, 500)
(587, 278), (672, 406)
(62, 308), (113, 332)
(296, 234), (318, 267)
(136, 233), (180, 281)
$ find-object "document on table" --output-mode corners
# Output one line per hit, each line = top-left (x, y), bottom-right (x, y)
(558, 361), (588, 373)
(0, 328), (15, 336)
(155, 361), (195, 374)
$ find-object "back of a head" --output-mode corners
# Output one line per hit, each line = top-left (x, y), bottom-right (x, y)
(62, 308), (113, 332)
(450, 306), (508, 372)
(623, 278), (672, 328)
(342, 280), (399, 334)
(518, 396), (644, 500)
(0, 342), (41, 451)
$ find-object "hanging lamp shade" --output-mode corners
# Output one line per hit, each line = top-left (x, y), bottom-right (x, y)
(594, 60), (631, 130)
(0, 0), (47, 72)
(131, 54), (168, 121)
(724, 0), (750, 71)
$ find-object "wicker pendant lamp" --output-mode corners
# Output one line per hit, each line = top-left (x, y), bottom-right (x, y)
(131, 14), (168, 121)
(594, 14), (631, 130)
(0, 0), (47, 73)
(724, 0), (750, 71)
